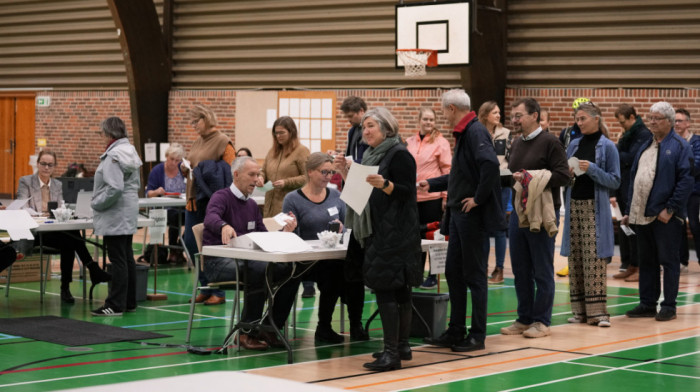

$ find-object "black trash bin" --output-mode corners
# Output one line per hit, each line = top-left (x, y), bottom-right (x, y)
(410, 292), (449, 339)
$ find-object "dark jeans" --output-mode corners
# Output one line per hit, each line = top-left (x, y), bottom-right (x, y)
(680, 194), (700, 265)
(39, 230), (94, 287)
(167, 209), (184, 247)
(634, 218), (682, 310)
(205, 256), (300, 327)
(184, 202), (223, 297)
(303, 259), (365, 327)
(617, 197), (638, 268)
(508, 210), (558, 326)
(482, 188), (511, 269)
(103, 235), (136, 311)
(445, 207), (487, 341)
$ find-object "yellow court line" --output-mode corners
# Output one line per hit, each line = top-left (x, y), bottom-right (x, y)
(344, 325), (700, 390)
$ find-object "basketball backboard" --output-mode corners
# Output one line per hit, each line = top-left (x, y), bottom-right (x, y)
(396, 1), (471, 67)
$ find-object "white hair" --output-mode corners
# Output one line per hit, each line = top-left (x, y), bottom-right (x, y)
(230, 156), (255, 176)
(649, 101), (675, 124)
(441, 89), (471, 111)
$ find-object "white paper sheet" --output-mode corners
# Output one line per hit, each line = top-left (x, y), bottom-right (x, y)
(321, 120), (333, 140)
(144, 143), (157, 162)
(300, 99), (310, 118)
(310, 119), (321, 139)
(568, 157), (585, 176)
(257, 181), (274, 193)
(278, 98), (289, 117)
(429, 245), (447, 275)
(611, 203), (623, 221)
(0, 210), (38, 240)
(340, 163), (379, 213)
(266, 109), (277, 128)
(321, 99), (333, 118)
(311, 99), (321, 118)
(7, 198), (30, 210)
(620, 225), (635, 236)
(299, 119), (310, 138)
(231, 231), (312, 253)
(159, 143), (170, 162)
(148, 209), (167, 245)
(273, 212), (293, 227)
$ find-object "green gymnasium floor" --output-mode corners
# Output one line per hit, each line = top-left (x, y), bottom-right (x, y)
(1, 264), (698, 391)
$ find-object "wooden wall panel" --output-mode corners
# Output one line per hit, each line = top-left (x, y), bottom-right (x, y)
(507, 0), (700, 87)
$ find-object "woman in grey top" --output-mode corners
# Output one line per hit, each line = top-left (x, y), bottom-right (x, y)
(90, 117), (143, 316)
(283, 152), (366, 343)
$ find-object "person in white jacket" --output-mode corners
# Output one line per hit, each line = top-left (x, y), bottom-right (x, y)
(91, 117), (143, 316)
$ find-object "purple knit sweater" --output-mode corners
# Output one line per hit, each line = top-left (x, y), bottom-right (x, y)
(203, 187), (266, 246)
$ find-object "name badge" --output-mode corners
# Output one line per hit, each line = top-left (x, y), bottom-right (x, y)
(247, 221), (255, 230)
(328, 207), (339, 216)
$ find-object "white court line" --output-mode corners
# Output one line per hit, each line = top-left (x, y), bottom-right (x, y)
(566, 360), (700, 380)
(501, 350), (700, 391)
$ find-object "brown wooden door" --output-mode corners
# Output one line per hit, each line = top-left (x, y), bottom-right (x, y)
(0, 95), (35, 199)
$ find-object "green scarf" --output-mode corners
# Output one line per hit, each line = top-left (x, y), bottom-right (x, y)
(346, 135), (401, 247)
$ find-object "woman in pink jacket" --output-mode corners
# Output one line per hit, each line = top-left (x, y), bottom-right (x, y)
(406, 108), (452, 289)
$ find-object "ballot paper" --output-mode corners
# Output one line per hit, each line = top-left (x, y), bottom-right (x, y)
(0, 210), (38, 241)
(340, 163), (379, 213)
(568, 157), (585, 176)
(257, 181), (274, 193)
(229, 231), (312, 253)
(6, 198), (30, 210)
(273, 212), (293, 227)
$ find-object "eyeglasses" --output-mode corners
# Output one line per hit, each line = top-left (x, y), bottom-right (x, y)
(38, 162), (55, 168)
(647, 116), (667, 123)
(511, 113), (527, 121)
(319, 170), (336, 176)
(675, 119), (688, 123)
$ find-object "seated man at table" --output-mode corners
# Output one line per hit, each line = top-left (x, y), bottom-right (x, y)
(202, 156), (300, 351)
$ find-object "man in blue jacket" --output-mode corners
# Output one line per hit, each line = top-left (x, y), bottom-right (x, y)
(622, 101), (693, 322)
(419, 89), (505, 352)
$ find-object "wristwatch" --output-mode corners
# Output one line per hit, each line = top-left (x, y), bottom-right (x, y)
(382, 179), (390, 189)
(666, 207), (675, 215)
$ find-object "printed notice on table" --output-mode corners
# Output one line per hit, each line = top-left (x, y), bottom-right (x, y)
(429, 246), (447, 275)
(340, 163), (379, 213)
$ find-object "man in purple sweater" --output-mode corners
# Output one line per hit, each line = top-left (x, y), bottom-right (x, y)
(203, 156), (298, 351)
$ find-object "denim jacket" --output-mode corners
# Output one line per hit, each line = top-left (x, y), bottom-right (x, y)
(626, 130), (693, 219)
(561, 134), (620, 258)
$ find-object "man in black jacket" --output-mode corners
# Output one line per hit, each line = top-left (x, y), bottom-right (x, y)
(340, 96), (368, 163)
(419, 89), (505, 352)
(612, 104), (652, 282)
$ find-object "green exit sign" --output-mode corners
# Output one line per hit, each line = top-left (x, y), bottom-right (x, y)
(36, 96), (51, 107)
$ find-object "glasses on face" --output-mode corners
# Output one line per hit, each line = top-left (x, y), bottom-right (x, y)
(511, 113), (526, 121)
(647, 116), (667, 123)
(319, 169), (336, 176)
(38, 162), (55, 168)
(675, 119), (688, 123)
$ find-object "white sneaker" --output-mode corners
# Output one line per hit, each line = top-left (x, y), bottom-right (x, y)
(567, 316), (586, 324)
(680, 265), (689, 274)
(523, 322), (551, 338)
(597, 320), (611, 327)
(500, 321), (531, 335)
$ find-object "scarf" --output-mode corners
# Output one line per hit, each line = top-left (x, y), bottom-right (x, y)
(345, 135), (400, 247)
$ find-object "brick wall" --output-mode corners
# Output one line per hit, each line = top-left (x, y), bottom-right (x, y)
(35, 91), (132, 175)
(505, 88), (700, 143)
(37, 87), (700, 177)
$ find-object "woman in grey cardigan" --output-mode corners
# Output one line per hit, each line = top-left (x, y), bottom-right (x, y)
(90, 117), (143, 316)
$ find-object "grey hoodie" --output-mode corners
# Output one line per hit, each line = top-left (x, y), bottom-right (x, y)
(91, 138), (143, 236)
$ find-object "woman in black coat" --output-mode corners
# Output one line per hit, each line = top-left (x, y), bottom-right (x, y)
(335, 107), (422, 371)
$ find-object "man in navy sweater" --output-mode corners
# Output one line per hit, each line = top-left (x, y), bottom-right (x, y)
(203, 156), (298, 351)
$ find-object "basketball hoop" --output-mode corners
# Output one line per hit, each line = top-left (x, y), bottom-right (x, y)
(396, 49), (438, 77)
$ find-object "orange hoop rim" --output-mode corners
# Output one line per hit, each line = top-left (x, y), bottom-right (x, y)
(396, 48), (438, 67)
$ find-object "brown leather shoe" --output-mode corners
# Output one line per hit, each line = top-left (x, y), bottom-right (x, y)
(239, 333), (268, 351)
(258, 329), (285, 348)
(488, 267), (504, 284)
(204, 295), (225, 305)
(625, 270), (639, 282)
(190, 293), (211, 304)
(613, 266), (637, 279)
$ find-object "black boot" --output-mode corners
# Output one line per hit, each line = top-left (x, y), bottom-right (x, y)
(373, 299), (413, 360)
(87, 261), (111, 284)
(363, 301), (401, 371)
(60, 283), (75, 304)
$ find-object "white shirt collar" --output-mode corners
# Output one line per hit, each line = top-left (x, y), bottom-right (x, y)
(229, 183), (249, 201)
(39, 177), (50, 188)
(522, 126), (543, 141)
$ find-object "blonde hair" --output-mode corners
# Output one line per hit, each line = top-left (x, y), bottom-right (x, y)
(165, 143), (184, 160)
(188, 104), (218, 128)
